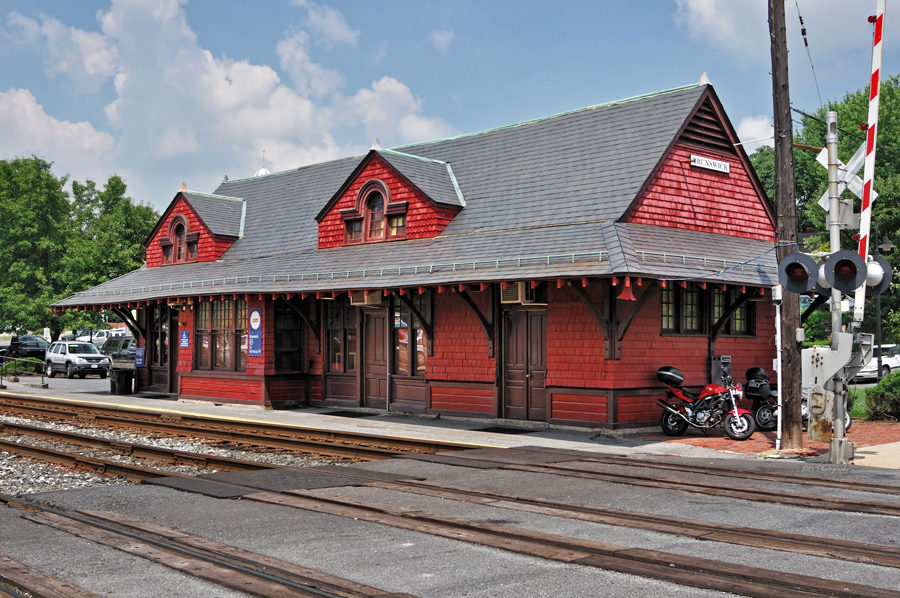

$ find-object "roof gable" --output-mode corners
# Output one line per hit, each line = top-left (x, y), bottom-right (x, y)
(622, 88), (775, 241)
(317, 153), (461, 248)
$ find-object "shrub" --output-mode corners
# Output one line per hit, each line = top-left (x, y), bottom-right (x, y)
(864, 371), (900, 421)
(0, 357), (45, 376)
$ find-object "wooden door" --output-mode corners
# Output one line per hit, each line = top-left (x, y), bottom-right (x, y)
(503, 308), (547, 420)
(363, 310), (388, 409)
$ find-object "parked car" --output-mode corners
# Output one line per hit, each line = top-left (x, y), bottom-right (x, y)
(1, 335), (47, 356)
(76, 329), (125, 348)
(854, 344), (900, 381)
(101, 335), (136, 369)
(7, 339), (50, 361)
(45, 341), (111, 379)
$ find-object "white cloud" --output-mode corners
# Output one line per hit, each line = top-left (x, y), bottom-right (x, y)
(6, 11), (118, 92)
(3, 0), (453, 207)
(292, 0), (359, 46)
(736, 115), (774, 154)
(674, 0), (768, 64)
(430, 30), (454, 53)
(349, 77), (455, 144)
(0, 88), (116, 174)
(276, 32), (343, 96)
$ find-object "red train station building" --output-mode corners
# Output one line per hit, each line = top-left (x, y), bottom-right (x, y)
(53, 83), (778, 429)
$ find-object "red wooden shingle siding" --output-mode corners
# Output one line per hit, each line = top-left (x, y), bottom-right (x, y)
(146, 197), (236, 267)
(428, 291), (496, 383)
(176, 307), (195, 373)
(626, 144), (775, 242)
(543, 282), (775, 423)
(318, 155), (457, 249)
(546, 284), (609, 388)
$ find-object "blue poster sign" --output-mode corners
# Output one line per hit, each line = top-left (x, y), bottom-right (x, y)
(135, 347), (146, 367)
(248, 308), (262, 357)
(180, 330), (190, 348)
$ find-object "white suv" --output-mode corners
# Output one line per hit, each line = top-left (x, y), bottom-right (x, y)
(46, 341), (111, 379)
(75, 329), (125, 348)
(854, 344), (900, 381)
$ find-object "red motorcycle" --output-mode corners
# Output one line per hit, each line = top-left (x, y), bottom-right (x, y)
(656, 366), (756, 440)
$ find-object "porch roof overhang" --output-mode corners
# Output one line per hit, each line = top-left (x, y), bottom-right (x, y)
(53, 222), (777, 310)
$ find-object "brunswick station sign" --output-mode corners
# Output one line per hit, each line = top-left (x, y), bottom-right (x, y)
(690, 154), (730, 174)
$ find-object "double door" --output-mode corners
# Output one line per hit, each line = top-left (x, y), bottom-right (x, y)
(503, 308), (547, 421)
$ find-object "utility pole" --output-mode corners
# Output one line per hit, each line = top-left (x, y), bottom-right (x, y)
(768, 0), (803, 450)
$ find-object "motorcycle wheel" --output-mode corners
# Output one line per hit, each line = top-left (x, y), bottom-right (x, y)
(660, 411), (688, 436)
(724, 413), (756, 441)
(754, 403), (777, 432)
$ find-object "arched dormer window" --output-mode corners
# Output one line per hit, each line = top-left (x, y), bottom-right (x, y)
(342, 179), (408, 245)
(159, 216), (199, 264)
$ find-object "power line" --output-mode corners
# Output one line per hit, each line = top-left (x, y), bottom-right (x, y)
(791, 107), (900, 161)
(794, 0), (823, 106)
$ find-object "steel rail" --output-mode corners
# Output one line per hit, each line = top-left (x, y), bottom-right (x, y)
(249, 488), (898, 598)
(566, 449), (900, 496)
(402, 452), (900, 517)
(0, 438), (178, 482)
(0, 493), (414, 598)
(508, 460), (900, 518)
(367, 478), (900, 569)
(0, 395), (477, 455)
(0, 421), (280, 472)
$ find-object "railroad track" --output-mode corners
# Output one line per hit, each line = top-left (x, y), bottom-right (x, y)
(248, 487), (898, 598)
(405, 448), (900, 517)
(0, 493), (419, 598)
(0, 394), (479, 460)
(5, 426), (900, 596)
(0, 421), (279, 480)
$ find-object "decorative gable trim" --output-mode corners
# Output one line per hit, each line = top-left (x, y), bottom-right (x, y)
(619, 86), (775, 230)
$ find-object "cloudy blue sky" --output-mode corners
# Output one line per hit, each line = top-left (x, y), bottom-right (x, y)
(1, 0), (898, 210)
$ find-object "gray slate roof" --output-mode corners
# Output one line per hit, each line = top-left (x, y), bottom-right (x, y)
(181, 192), (244, 238)
(56, 83), (777, 308)
(377, 150), (465, 208)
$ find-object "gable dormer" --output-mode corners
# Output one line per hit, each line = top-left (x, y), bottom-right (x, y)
(623, 90), (776, 242)
(316, 149), (464, 249)
(145, 188), (245, 267)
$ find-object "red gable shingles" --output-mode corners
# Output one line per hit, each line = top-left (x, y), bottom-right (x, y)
(318, 155), (457, 249)
(146, 196), (236, 267)
(625, 144), (775, 242)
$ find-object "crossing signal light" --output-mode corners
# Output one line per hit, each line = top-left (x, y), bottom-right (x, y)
(866, 254), (893, 297)
(820, 250), (866, 294)
(777, 253), (818, 293)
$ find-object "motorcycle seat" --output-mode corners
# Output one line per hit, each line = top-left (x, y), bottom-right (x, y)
(678, 387), (699, 401)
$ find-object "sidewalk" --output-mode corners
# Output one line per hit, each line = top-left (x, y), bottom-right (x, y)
(629, 420), (900, 467)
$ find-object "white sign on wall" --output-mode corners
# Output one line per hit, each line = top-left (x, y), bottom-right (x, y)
(690, 154), (730, 174)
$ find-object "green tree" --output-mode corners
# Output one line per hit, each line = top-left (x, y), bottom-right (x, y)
(0, 157), (71, 335)
(0, 157), (159, 339)
(750, 74), (900, 342)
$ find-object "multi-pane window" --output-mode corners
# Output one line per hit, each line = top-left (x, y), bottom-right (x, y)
(274, 304), (305, 373)
(711, 288), (752, 336)
(682, 286), (702, 333)
(326, 297), (358, 373)
(660, 284), (706, 334)
(367, 193), (385, 240)
(394, 293), (430, 376)
(160, 216), (198, 264)
(344, 181), (407, 245)
(663, 286), (754, 336)
(195, 298), (247, 371)
(149, 304), (168, 366)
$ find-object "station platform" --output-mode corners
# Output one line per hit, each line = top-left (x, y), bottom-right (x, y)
(2, 376), (899, 467)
